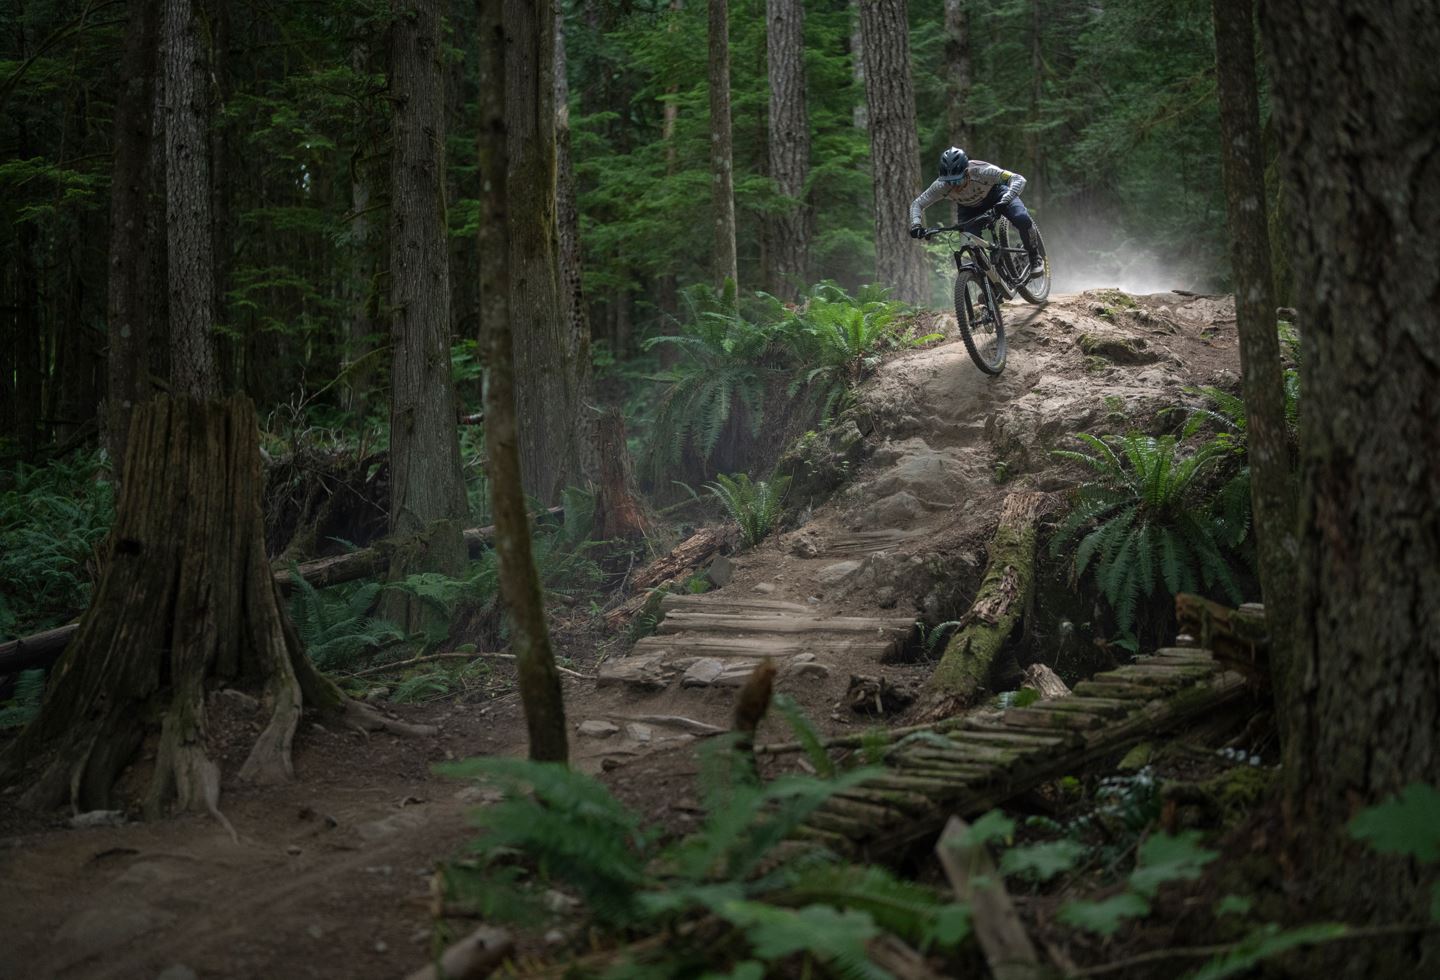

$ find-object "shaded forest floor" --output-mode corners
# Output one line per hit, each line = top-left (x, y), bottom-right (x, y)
(0, 289), (1248, 979)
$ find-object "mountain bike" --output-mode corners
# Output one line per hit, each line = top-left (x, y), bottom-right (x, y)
(921, 212), (1051, 375)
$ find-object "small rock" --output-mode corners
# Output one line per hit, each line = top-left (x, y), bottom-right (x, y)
(624, 722), (653, 743)
(306, 924), (325, 940)
(545, 929), (567, 946)
(577, 719), (621, 738)
(785, 662), (831, 681)
(373, 940), (389, 954)
(681, 659), (726, 688)
(286, 845), (303, 856)
(753, 582), (776, 594)
(452, 785), (504, 805)
(706, 555), (736, 587)
(69, 810), (127, 829)
(806, 596), (820, 604)
(792, 652), (816, 663)
(156, 967), (198, 980)
(815, 560), (861, 586)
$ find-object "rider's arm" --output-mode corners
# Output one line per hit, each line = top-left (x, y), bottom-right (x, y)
(908, 179), (948, 228)
(966, 162), (1027, 205)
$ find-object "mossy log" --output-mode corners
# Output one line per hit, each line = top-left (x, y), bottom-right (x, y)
(0, 397), (424, 815)
(928, 492), (1047, 699)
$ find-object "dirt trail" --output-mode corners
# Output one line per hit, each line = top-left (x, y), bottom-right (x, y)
(0, 289), (1241, 980)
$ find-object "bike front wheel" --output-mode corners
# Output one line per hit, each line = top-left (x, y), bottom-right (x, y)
(999, 218), (1052, 304)
(954, 269), (1007, 375)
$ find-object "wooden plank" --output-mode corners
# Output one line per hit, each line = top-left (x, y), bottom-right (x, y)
(899, 744), (1021, 769)
(1003, 708), (1107, 730)
(836, 788), (933, 817)
(1071, 680), (1164, 699)
(659, 593), (811, 614)
(657, 612), (914, 636)
(891, 753), (999, 778)
(948, 728), (1074, 750)
(1025, 696), (1133, 717)
(935, 817), (1048, 980)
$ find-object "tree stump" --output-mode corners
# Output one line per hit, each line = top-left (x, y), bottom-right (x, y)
(594, 406), (651, 541)
(928, 492), (1047, 700)
(0, 396), (355, 814)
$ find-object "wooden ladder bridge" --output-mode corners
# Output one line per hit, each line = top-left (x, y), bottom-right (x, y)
(791, 647), (1247, 859)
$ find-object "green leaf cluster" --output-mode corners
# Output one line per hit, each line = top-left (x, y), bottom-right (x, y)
(706, 472), (791, 549)
(438, 740), (970, 977)
(1050, 431), (1243, 637)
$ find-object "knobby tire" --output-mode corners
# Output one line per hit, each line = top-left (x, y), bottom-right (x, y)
(954, 269), (1007, 375)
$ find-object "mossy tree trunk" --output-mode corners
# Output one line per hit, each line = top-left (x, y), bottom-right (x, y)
(481, 0), (569, 764)
(1260, 2), (1440, 967)
(928, 493), (1045, 701)
(1, 396), (347, 814)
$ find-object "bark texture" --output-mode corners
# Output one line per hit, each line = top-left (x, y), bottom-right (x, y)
(1259, 2), (1440, 964)
(163, 0), (218, 398)
(943, 0), (972, 148)
(765, 0), (810, 300)
(929, 493), (1045, 699)
(481, 0), (569, 764)
(0, 397), (346, 814)
(709, 0), (739, 288)
(1210, 0), (1295, 702)
(858, 0), (926, 304)
(106, 0), (161, 470)
(507, 0), (589, 503)
(385, 0), (470, 633)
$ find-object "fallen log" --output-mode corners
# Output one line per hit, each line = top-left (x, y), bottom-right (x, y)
(928, 492), (1048, 699)
(0, 507), (564, 675)
(603, 526), (733, 629)
(404, 925), (513, 980)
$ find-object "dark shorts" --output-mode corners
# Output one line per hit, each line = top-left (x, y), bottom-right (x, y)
(956, 186), (1035, 237)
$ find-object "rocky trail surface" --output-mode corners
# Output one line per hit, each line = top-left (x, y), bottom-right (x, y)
(0, 289), (1243, 979)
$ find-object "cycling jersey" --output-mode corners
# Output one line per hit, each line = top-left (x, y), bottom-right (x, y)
(908, 162), (1027, 226)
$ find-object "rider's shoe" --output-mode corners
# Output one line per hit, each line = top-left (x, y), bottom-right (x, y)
(1027, 256), (1046, 280)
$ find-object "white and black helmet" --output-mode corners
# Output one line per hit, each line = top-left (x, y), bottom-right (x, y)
(939, 147), (969, 184)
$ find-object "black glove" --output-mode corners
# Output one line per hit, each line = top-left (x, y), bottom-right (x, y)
(909, 225), (925, 239)
(997, 191), (1015, 209)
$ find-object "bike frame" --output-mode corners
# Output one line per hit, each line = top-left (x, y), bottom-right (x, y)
(925, 222), (1030, 301)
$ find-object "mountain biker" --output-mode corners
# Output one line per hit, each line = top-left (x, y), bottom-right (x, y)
(908, 147), (1045, 280)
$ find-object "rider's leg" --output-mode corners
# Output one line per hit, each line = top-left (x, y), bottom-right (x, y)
(999, 198), (1043, 277)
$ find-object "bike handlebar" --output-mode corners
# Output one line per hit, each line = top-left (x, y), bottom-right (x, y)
(921, 210), (999, 239)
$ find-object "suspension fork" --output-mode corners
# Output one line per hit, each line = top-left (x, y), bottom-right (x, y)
(953, 247), (1015, 301)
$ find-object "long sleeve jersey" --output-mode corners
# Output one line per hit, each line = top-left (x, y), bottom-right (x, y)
(908, 161), (1027, 227)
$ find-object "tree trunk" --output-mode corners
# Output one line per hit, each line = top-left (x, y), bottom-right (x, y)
(480, 0), (569, 764)
(929, 493), (1045, 700)
(107, 0), (161, 471)
(1210, 0), (1295, 711)
(858, 0), (927, 305)
(656, 1), (684, 322)
(849, 0), (867, 131)
(765, 0), (810, 300)
(943, 0), (972, 148)
(0, 397), (349, 814)
(345, 32), (380, 417)
(1025, 0), (1043, 212)
(709, 0), (739, 290)
(507, 0), (588, 503)
(594, 407), (651, 541)
(384, 0), (471, 634)
(554, 5), (590, 369)
(1259, 1), (1440, 965)
(163, 0), (218, 398)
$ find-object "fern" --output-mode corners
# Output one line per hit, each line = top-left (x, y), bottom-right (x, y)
(1050, 431), (1247, 636)
(289, 572), (407, 670)
(772, 694), (835, 777)
(707, 472), (791, 548)
(0, 669), (45, 729)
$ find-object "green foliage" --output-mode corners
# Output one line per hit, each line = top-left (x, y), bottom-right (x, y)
(289, 575), (406, 670)
(0, 452), (114, 638)
(1000, 839), (1087, 883)
(706, 472), (791, 549)
(438, 737), (968, 976)
(1050, 431), (1242, 636)
(1058, 892), (1152, 937)
(1189, 923), (1351, 980)
(0, 669), (45, 730)
(772, 694), (835, 778)
(1128, 830), (1217, 897)
(1348, 782), (1440, 862)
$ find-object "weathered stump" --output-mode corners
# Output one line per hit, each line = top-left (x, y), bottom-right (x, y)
(594, 406), (651, 541)
(928, 492), (1047, 700)
(0, 397), (355, 814)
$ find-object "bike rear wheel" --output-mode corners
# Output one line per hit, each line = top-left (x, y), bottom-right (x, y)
(999, 218), (1052, 304)
(954, 268), (1007, 375)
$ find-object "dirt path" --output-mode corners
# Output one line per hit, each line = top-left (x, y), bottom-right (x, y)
(0, 290), (1242, 979)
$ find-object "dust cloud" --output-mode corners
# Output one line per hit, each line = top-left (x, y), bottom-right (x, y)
(1042, 213), (1226, 296)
